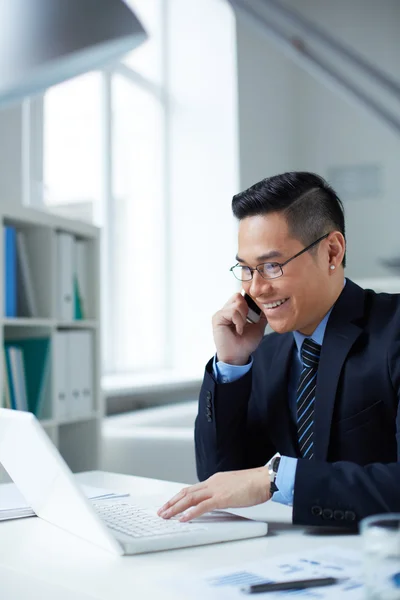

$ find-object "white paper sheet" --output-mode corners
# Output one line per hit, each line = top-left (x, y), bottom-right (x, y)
(0, 482), (129, 520)
(172, 546), (364, 599)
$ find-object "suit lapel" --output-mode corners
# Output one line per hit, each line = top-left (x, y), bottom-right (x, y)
(313, 280), (365, 460)
(267, 334), (298, 457)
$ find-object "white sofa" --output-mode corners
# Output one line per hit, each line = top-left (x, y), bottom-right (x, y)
(101, 401), (198, 484)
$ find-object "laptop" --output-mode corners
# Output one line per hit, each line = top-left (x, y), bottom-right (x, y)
(0, 408), (268, 555)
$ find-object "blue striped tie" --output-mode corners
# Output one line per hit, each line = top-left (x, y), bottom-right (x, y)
(296, 338), (321, 459)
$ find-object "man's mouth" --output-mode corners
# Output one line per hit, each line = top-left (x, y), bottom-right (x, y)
(262, 298), (289, 310)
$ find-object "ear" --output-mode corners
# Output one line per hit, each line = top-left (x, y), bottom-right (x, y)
(327, 232), (345, 269)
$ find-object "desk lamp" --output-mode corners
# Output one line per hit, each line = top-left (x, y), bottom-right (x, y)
(0, 0), (146, 107)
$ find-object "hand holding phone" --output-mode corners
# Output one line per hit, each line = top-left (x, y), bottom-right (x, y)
(242, 292), (262, 324)
(212, 292), (267, 366)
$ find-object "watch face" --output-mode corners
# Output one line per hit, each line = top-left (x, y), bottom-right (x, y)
(272, 456), (281, 473)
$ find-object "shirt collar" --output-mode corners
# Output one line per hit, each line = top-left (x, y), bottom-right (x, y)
(293, 278), (346, 356)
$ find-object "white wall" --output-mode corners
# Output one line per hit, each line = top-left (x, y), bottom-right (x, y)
(0, 103), (23, 204)
(167, 0), (239, 370)
(236, 12), (299, 187)
(236, 0), (400, 280)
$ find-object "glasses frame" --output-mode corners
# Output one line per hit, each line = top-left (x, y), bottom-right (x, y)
(230, 233), (330, 281)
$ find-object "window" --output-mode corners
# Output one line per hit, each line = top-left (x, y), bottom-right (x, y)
(42, 0), (167, 376)
(109, 75), (165, 372)
(43, 72), (102, 223)
(36, 0), (238, 386)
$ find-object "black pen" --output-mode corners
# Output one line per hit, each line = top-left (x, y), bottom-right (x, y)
(241, 576), (342, 594)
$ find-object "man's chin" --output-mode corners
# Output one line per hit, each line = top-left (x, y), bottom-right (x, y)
(267, 320), (295, 334)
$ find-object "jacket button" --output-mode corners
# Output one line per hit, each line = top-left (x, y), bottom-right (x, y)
(206, 399), (212, 409)
(206, 408), (212, 418)
(322, 508), (333, 519)
(206, 391), (212, 401)
(345, 510), (356, 521)
(206, 416), (212, 422)
(311, 505), (322, 516)
(333, 510), (344, 521)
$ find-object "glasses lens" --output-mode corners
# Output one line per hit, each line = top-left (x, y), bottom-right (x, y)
(261, 263), (282, 279)
(231, 265), (252, 281)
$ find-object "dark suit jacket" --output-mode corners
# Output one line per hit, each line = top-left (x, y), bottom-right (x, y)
(195, 279), (400, 527)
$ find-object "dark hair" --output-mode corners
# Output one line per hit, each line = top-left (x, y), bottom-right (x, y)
(232, 171), (346, 267)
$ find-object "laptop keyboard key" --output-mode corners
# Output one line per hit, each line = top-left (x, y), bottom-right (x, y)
(92, 502), (206, 539)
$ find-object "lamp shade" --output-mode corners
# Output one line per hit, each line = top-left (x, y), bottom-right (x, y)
(0, 0), (147, 106)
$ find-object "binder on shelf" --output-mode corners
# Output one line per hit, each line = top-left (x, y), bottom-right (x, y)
(4, 226), (16, 317)
(74, 276), (83, 320)
(4, 346), (16, 409)
(74, 239), (89, 320)
(53, 331), (94, 420)
(53, 332), (69, 419)
(57, 232), (74, 321)
(5, 346), (28, 412)
(69, 331), (94, 418)
(2, 348), (12, 409)
(5, 338), (51, 417)
(16, 230), (38, 318)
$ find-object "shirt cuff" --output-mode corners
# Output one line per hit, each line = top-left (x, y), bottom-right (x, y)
(271, 456), (297, 507)
(212, 354), (253, 384)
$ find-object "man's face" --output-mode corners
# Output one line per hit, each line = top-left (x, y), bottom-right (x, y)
(237, 212), (334, 335)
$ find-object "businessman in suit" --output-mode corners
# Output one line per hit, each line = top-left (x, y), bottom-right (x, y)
(158, 171), (400, 528)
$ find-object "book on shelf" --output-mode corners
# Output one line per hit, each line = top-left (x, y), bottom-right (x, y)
(2, 348), (12, 409)
(4, 346), (28, 412)
(16, 230), (38, 318)
(3, 226), (16, 318)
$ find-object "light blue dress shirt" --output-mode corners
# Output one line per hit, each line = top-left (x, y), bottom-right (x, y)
(212, 288), (343, 506)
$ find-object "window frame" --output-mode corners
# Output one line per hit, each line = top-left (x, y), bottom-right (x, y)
(26, 0), (170, 377)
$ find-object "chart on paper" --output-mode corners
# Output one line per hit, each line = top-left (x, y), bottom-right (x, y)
(168, 546), (364, 599)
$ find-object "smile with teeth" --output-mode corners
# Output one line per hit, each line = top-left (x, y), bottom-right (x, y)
(262, 298), (289, 309)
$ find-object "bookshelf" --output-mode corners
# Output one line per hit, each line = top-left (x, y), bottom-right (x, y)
(0, 203), (102, 480)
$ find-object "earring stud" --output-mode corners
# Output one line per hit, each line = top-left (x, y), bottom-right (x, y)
(330, 265), (335, 270)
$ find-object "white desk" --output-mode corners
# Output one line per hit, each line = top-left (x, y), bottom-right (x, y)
(0, 471), (361, 600)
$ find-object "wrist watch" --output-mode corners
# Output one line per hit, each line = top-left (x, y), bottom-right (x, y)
(267, 453), (281, 497)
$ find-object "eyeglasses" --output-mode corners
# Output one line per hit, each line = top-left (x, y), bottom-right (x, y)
(230, 233), (330, 281)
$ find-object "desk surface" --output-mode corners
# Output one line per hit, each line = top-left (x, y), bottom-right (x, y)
(0, 471), (360, 600)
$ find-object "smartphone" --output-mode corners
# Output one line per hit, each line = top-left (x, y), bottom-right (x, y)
(242, 291), (262, 324)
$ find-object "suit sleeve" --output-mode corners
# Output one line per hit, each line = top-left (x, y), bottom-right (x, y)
(293, 458), (400, 527)
(293, 333), (400, 528)
(195, 357), (276, 481)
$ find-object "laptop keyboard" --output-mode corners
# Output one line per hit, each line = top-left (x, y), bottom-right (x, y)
(92, 502), (206, 539)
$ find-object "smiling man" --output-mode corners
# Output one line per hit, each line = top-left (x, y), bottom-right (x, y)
(158, 171), (400, 527)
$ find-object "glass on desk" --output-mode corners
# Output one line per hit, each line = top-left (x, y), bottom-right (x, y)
(361, 513), (400, 599)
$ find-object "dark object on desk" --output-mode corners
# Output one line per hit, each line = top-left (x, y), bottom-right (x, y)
(241, 576), (342, 594)
(0, 0), (147, 107)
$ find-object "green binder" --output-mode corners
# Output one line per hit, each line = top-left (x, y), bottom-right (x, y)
(74, 275), (84, 320)
(4, 337), (50, 416)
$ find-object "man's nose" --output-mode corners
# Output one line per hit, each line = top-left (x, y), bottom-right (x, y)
(249, 270), (273, 298)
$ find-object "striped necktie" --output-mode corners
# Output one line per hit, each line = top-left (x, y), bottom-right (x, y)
(296, 338), (321, 459)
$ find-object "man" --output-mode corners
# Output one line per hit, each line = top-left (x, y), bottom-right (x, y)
(158, 171), (400, 528)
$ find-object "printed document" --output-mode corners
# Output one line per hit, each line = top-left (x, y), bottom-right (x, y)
(172, 546), (363, 599)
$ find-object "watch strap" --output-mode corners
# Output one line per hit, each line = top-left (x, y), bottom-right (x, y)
(267, 453), (281, 497)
